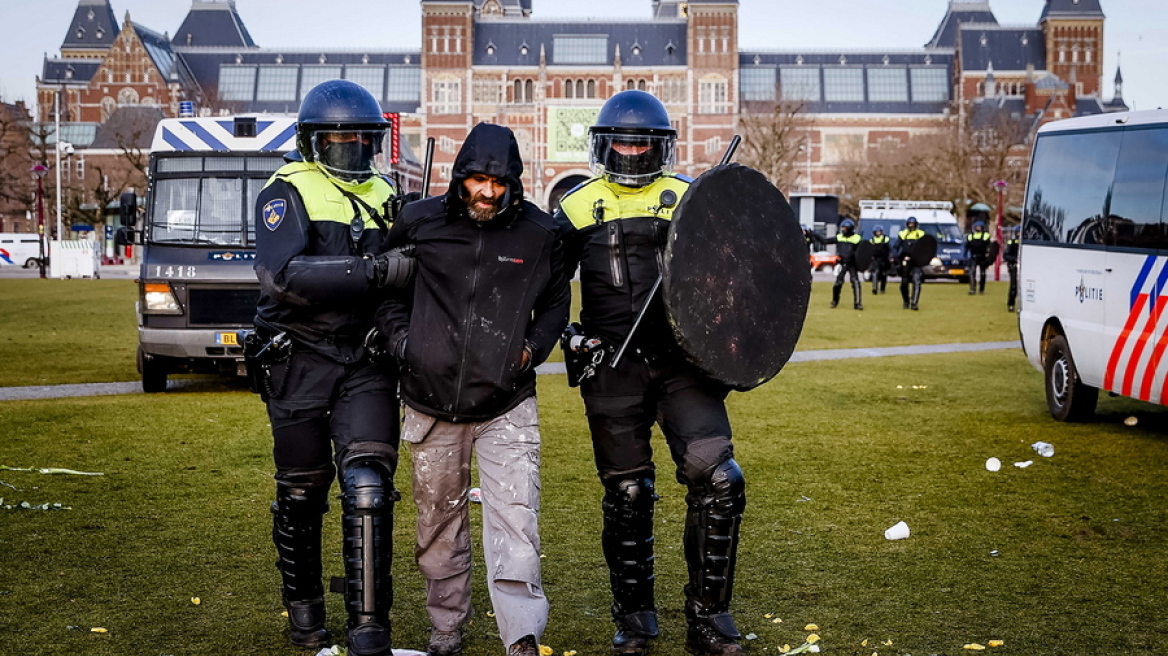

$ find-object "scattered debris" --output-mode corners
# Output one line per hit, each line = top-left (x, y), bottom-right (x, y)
(988, 639), (1004, 647)
(91, 627), (108, 634)
(745, 633), (758, 640)
(985, 457), (1001, 472)
(1031, 441), (1054, 458)
(1124, 416), (1139, 427)
(0, 465), (103, 476)
(1, 499), (71, 511)
(989, 550), (1000, 557)
(805, 624), (819, 631)
(1014, 461), (1033, 468)
(191, 597), (201, 605)
(539, 645), (554, 656)
(963, 644), (986, 650)
(468, 487), (482, 504)
(884, 521), (910, 540)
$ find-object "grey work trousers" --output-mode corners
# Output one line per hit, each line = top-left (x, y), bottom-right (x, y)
(403, 396), (548, 648)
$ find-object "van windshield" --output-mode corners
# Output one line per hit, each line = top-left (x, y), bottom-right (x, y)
(148, 177), (266, 246)
(860, 220), (964, 243)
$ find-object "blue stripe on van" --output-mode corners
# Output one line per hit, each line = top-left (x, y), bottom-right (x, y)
(161, 127), (192, 151)
(180, 121), (228, 151)
(261, 124), (297, 151)
(1132, 255), (1158, 310)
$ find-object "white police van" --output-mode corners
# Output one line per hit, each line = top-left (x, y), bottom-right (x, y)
(130, 115), (295, 392)
(857, 200), (967, 281)
(0, 233), (47, 269)
(1019, 109), (1168, 421)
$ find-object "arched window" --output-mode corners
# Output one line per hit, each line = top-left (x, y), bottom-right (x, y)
(514, 79), (522, 102)
(117, 87), (139, 105)
(587, 79), (596, 98)
(524, 79), (533, 102)
(576, 80), (585, 98)
(637, 79), (646, 91)
(564, 79), (574, 99)
(626, 79), (635, 91)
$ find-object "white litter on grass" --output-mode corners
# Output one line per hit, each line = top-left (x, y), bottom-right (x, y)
(1125, 416), (1139, 427)
(468, 487), (482, 504)
(985, 457), (1001, 472)
(1031, 441), (1054, 457)
(884, 520), (910, 540)
(314, 648), (426, 656)
(1014, 460), (1033, 468)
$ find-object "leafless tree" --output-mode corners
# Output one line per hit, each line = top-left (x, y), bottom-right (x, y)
(0, 100), (34, 223)
(736, 100), (811, 194)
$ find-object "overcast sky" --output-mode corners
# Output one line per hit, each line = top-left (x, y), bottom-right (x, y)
(2, 0), (1164, 119)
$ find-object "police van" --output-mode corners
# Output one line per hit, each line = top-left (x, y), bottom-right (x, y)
(128, 115), (296, 392)
(0, 233), (47, 268)
(857, 200), (967, 281)
(1019, 109), (1168, 421)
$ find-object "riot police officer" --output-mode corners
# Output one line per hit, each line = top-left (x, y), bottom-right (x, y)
(250, 79), (414, 656)
(811, 219), (863, 309)
(1004, 226), (1020, 311)
(556, 90), (747, 656)
(965, 220), (992, 295)
(868, 225), (891, 294)
(895, 216), (926, 310)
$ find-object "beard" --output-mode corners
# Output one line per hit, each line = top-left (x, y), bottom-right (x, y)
(466, 193), (501, 222)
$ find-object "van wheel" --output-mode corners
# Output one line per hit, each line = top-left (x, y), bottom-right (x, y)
(23, 258), (38, 269)
(139, 349), (168, 393)
(1044, 334), (1097, 422)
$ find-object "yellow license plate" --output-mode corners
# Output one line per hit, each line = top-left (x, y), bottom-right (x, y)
(949, 268), (966, 275)
(216, 332), (238, 346)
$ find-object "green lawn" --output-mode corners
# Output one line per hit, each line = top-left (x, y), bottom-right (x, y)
(2, 348), (1167, 654)
(0, 278), (1020, 387)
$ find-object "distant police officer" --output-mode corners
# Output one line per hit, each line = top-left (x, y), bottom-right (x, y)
(1004, 226), (1020, 311)
(811, 219), (863, 310)
(556, 90), (747, 656)
(895, 216), (926, 310)
(251, 79), (414, 656)
(965, 220), (992, 295)
(868, 225), (891, 294)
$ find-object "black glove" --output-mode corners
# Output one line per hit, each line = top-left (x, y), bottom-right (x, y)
(391, 191), (424, 218)
(370, 245), (416, 289)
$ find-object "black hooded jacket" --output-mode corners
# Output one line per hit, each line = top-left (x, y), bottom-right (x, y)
(379, 123), (570, 423)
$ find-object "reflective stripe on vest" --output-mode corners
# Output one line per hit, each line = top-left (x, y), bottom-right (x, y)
(837, 233), (861, 244)
(969, 232), (991, 241)
(870, 235), (890, 244)
(899, 229), (925, 240)
(559, 174), (692, 230)
(266, 161), (395, 229)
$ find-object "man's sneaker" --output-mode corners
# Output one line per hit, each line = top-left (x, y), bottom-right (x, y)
(428, 627), (464, 656)
(507, 634), (539, 656)
(685, 622), (744, 656)
(285, 598), (330, 649)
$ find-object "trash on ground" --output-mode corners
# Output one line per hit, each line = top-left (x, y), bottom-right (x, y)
(1125, 416), (1138, 427)
(1, 499), (71, 511)
(1031, 441), (1054, 457)
(963, 643), (986, 650)
(0, 465), (104, 476)
(985, 457), (1001, 472)
(884, 520), (910, 540)
(988, 639), (1004, 647)
(807, 634), (820, 644)
(989, 550), (1000, 557)
(805, 624), (819, 631)
(468, 487), (482, 503)
(539, 645), (553, 656)
(1014, 461), (1033, 468)
(773, 617), (783, 623)
(745, 633), (758, 640)
(191, 597), (201, 605)
(91, 627), (108, 633)
(786, 641), (821, 654)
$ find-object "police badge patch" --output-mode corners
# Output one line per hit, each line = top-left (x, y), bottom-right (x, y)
(263, 199), (287, 231)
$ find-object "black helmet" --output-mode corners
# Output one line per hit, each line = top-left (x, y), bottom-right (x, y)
(905, 216), (919, 228)
(590, 90), (677, 187)
(973, 220), (987, 230)
(296, 79), (389, 183)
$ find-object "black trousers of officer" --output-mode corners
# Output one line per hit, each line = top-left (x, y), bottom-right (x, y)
(832, 262), (862, 308)
(899, 262), (924, 308)
(1007, 262), (1018, 309)
(266, 347), (400, 634)
(869, 260), (889, 294)
(581, 350), (745, 641)
(968, 258), (989, 294)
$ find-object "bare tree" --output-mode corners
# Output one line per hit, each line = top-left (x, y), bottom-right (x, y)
(737, 100), (811, 194)
(0, 100), (34, 228)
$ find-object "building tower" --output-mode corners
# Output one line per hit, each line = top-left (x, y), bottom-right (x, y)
(1040, 0), (1105, 98)
(685, 0), (739, 169)
(420, 0), (475, 196)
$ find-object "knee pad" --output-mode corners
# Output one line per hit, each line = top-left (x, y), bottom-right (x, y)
(687, 458), (745, 517)
(339, 442), (399, 514)
(274, 467), (334, 515)
(680, 437), (735, 487)
(603, 475), (658, 517)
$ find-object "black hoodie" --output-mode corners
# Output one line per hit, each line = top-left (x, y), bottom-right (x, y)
(378, 123), (570, 422)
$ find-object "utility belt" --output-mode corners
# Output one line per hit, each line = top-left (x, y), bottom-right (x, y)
(560, 322), (679, 386)
(238, 329), (293, 400)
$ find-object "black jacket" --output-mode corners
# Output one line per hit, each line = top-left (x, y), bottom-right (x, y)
(380, 123), (570, 422)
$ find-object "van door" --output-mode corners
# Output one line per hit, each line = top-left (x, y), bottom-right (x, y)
(1102, 126), (1168, 402)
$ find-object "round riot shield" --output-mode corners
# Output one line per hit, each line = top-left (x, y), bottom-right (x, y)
(909, 234), (938, 268)
(854, 241), (874, 271)
(985, 240), (1001, 264)
(663, 163), (811, 391)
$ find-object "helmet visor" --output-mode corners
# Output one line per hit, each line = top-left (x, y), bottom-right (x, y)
(311, 129), (390, 182)
(590, 133), (675, 187)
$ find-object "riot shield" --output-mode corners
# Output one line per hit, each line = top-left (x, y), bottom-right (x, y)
(662, 163), (810, 391)
(909, 234), (938, 268)
(985, 240), (1001, 264)
(854, 241), (874, 271)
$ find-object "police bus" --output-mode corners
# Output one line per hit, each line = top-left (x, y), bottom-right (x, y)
(130, 115), (296, 392)
(1018, 109), (1168, 421)
(857, 200), (967, 281)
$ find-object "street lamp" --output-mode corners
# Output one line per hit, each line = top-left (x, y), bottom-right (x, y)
(56, 140), (74, 244)
(992, 179), (1009, 281)
(31, 163), (48, 279)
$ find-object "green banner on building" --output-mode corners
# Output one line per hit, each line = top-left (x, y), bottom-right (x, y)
(547, 106), (601, 162)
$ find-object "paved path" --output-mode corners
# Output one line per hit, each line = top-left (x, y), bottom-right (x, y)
(0, 341), (1020, 402)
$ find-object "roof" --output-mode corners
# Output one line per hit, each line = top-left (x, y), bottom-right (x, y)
(172, 0), (257, 48)
(90, 106), (165, 149)
(41, 58), (102, 85)
(1040, 0), (1104, 21)
(959, 26), (1045, 72)
(474, 0), (532, 16)
(1037, 109), (1168, 136)
(473, 21), (687, 67)
(60, 0), (119, 52)
(133, 23), (179, 81)
(927, 1), (998, 48)
(34, 122), (100, 148)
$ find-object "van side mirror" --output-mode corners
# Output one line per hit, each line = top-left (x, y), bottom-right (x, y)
(114, 226), (140, 246)
(119, 192), (138, 227)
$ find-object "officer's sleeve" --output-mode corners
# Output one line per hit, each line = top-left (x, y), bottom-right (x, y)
(525, 229), (571, 367)
(553, 209), (583, 281)
(253, 179), (376, 306)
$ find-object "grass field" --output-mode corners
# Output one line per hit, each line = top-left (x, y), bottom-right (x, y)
(2, 278), (1167, 655)
(0, 278), (1020, 388)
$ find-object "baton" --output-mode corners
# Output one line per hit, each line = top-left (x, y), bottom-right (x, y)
(420, 137), (435, 198)
(609, 135), (742, 370)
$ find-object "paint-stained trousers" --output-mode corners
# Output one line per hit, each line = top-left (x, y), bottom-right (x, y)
(403, 396), (547, 648)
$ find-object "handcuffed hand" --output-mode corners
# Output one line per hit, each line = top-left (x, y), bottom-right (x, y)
(370, 245), (416, 289)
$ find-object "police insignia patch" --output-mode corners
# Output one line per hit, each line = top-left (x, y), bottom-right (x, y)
(263, 199), (287, 231)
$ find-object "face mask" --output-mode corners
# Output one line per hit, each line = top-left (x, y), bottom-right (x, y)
(318, 140), (375, 181)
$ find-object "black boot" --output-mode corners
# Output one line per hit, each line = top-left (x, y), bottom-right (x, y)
(684, 461), (745, 656)
(852, 281), (863, 310)
(603, 477), (660, 655)
(340, 454), (397, 656)
(272, 471), (333, 649)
